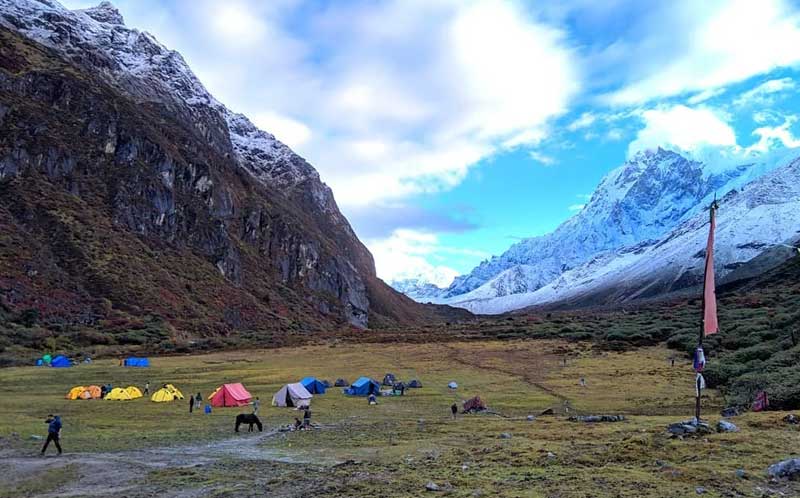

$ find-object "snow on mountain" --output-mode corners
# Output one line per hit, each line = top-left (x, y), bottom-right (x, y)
(448, 152), (800, 314)
(389, 266), (457, 302)
(441, 147), (779, 303)
(0, 0), (326, 200)
(389, 278), (448, 302)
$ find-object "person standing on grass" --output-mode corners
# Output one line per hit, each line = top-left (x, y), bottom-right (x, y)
(189, 395), (194, 413)
(451, 403), (458, 419)
(252, 397), (261, 415)
(41, 414), (62, 456)
(303, 406), (311, 428)
(144, 381), (150, 396)
(195, 393), (202, 409)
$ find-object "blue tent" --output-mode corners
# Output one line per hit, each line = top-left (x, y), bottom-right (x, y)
(50, 355), (71, 368)
(35, 359), (43, 366)
(344, 377), (381, 396)
(300, 377), (327, 395)
(123, 357), (150, 367)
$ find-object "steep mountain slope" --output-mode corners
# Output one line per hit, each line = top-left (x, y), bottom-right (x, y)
(0, 0), (456, 348)
(423, 146), (798, 313)
(454, 154), (800, 313)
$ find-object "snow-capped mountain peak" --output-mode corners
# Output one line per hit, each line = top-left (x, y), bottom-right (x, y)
(427, 146), (800, 312)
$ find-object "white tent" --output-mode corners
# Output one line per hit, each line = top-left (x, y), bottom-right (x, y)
(272, 382), (312, 408)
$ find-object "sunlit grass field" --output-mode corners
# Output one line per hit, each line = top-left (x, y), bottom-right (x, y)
(1, 340), (798, 497)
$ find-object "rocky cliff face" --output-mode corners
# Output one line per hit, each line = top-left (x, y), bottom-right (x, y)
(0, 1), (446, 344)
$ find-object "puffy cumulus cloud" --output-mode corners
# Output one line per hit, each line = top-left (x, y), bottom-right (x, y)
(605, 0), (800, 104)
(366, 229), (461, 287)
(627, 105), (737, 156)
(747, 116), (800, 153)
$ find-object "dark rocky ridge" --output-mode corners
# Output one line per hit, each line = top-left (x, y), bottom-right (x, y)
(0, 23), (464, 348)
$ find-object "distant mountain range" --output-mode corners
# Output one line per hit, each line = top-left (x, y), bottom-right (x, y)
(393, 147), (800, 313)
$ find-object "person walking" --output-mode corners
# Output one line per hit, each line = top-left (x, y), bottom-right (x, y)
(252, 397), (261, 415)
(189, 395), (194, 414)
(195, 393), (202, 409)
(143, 381), (150, 396)
(41, 414), (62, 456)
(450, 403), (458, 419)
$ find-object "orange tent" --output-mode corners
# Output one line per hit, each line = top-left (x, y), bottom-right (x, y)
(84, 385), (102, 399)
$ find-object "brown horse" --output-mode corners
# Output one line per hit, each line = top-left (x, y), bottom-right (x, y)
(235, 413), (263, 432)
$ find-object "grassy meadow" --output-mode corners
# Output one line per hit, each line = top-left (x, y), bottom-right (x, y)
(1, 340), (798, 497)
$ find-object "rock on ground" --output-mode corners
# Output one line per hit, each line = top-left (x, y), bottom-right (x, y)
(767, 458), (800, 479)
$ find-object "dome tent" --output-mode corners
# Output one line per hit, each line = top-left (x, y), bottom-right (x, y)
(300, 377), (327, 395)
(125, 386), (143, 399)
(106, 387), (134, 400)
(151, 384), (184, 402)
(50, 355), (71, 368)
(334, 378), (349, 387)
(344, 377), (381, 396)
(408, 379), (423, 388)
(448, 381), (458, 389)
(66, 386), (86, 400)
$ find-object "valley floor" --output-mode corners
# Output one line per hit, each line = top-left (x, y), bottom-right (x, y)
(0, 340), (798, 497)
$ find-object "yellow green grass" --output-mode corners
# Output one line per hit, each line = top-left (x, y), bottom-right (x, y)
(0, 340), (798, 497)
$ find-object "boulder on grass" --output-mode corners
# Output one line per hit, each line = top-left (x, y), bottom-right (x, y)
(767, 458), (800, 479)
(716, 420), (739, 433)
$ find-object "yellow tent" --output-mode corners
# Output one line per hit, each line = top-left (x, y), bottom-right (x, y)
(66, 386), (86, 400)
(105, 387), (134, 400)
(151, 388), (177, 402)
(125, 386), (143, 399)
(164, 384), (184, 399)
(207, 386), (221, 401)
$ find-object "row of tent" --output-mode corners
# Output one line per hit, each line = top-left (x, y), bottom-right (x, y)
(66, 385), (143, 400)
(37, 356), (150, 368)
(37, 355), (71, 368)
(65, 384), (183, 402)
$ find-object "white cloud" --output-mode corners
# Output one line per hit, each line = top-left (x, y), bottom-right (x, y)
(529, 150), (556, 166)
(733, 77), (796, 107)
(747, 116), (800, 153)
(567, 112), (597, 131)
(147, 0), (579, 208)
(366, 229), (460, 287)
(627, 105), (737, 156)
(251, 111), (312, 150)
(568, 203), (585, 211)
(687, 88), (726, 105)
(606, 0), (800, 104)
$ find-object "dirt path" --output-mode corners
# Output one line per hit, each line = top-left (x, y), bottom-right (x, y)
(439, 343), (571, 404)
(0, 427), (326, 497)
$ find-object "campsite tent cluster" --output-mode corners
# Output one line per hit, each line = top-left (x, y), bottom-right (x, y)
(66, 385), (144, 400)
(37, 354), (71, 367)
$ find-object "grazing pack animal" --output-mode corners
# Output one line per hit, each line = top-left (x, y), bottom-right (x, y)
(235, 413), (263, 432)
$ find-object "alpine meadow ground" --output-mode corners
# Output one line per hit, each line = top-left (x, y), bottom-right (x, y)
(1, 340), (798, 497)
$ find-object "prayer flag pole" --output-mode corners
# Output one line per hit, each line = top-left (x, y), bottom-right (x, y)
(694, 198), (719, 422)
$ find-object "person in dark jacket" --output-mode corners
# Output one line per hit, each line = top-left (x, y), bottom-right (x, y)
(302, 407), (311, 428)
(189, 395), (194, 413)
(195, 393), (202, 409)
(41, 415), (62, 455)
(451, 403), (458, 419)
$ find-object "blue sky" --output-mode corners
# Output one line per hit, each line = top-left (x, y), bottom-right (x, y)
(64, 0), (800, 285)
